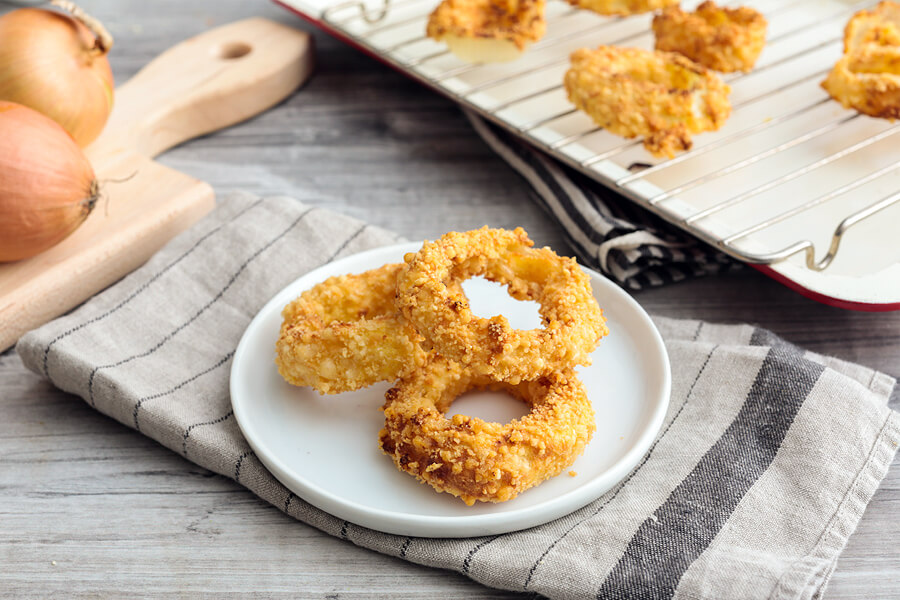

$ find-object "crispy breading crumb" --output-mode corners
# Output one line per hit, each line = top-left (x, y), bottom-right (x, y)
(653, 1), (767, 73)
(568, 470), (578, 477)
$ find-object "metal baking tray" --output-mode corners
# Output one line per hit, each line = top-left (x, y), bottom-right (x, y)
(277, 0), (900, 310)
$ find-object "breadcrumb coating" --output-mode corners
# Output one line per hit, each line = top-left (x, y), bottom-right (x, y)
(843, 0), (900, 53)
(822, 45), (900, 119)
(395, 227), (608, 383)
(379, 357), (595, 505)
(276, 264), (427, 394)
(564, 46), (731, 157)
(565, 0), (677, 17)
(653, 1), (767, 73)
(823, 1), (900, 119)
(426, 0), (546, 49)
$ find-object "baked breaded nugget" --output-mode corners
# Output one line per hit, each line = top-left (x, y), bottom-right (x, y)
(565, 0), (677, 17)
(822, 1), (900, 119)
(822, 45), (900, 119)
(564, 46), (731, 157)
(843, 0), (900, 53)
(427, 0), (545, 62)
(653, 1), (767, 73)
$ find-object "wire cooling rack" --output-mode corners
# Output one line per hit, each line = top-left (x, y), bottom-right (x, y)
(277, 0), (900, 308)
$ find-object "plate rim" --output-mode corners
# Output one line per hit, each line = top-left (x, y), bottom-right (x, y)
(231, 241), (671, 537)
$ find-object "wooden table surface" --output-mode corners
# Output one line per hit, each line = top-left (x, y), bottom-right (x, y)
(2, 1), (898, 597)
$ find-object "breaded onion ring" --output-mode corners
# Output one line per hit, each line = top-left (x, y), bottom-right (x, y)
(426, 0), (546, 63)
(395, 227), (607, 382)
(564, 46), (731, 157)
(379, 356), (595, 505)
(843, 1), (900, 53)
(653, 1), (767, 73)
(276, 264), (427, 395)
(565, 0), (677, 17)
(821, 45), (900, 119)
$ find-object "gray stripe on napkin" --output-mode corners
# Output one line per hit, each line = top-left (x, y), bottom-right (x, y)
(515, 343), (769, 598)
(674, 367), (899, 600)
(86, 205), (317, 408)
(597, 343), (823, 599)
(40, 197), (265, 378)
(16, 192), (899, 600)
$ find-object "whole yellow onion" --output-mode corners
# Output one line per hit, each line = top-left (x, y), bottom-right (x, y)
(0, 101), (100, 262)
(0, 5), (114, 147)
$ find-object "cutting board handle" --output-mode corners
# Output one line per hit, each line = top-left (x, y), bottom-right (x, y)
(89, 18), (314, 160)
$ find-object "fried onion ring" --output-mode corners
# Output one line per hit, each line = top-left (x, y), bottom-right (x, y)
(653, 2), (767, 73)
(564, 46), (731, 157)
(843, 1), (900, 53)
(821, 45), (900, 119)
(276, 264), (427, 395)
(565, 0), (677, 17)
(379, 356), (595, 505)
(426, 0), (546, 63)
(395, 227), (607, 382)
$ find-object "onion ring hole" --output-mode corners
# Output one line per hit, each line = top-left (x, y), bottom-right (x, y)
(445, 387), (532, 424)
(461, 276), (542, 330)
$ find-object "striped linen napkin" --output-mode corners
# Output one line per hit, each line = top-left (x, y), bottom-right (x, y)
(466, 112), (741, 290)
(17, 193), (899, 600)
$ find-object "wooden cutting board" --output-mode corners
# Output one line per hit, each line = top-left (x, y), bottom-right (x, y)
(0, 18), (314, 351)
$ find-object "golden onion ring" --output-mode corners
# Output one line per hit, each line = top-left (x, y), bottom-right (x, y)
(276, 264), (427, 394)
(379, 356), (595, 505)
(653, 1), (767, 73)
(395, 227), (607, 383)
(564, 45), (732, 157)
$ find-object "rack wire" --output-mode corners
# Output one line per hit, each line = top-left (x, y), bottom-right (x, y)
(320, 0), (900, 271)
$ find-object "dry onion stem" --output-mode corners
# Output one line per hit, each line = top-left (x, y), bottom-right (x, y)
(0, 2), (115, 146)
(49, 0), (114, 53)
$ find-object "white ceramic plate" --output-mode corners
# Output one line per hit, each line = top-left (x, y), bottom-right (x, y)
(231, 242), (670, 537)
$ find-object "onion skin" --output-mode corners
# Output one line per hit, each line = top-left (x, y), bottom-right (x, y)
(0, 8), (114, 147)
(0, 102), (99, 262)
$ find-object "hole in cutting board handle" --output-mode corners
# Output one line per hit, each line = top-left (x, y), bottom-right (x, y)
(216, 42), (252, 60)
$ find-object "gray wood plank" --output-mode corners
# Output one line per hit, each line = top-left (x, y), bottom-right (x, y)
(1, 0), (897, 598)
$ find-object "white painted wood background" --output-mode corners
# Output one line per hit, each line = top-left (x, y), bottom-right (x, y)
(1, 0), (897, 597)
